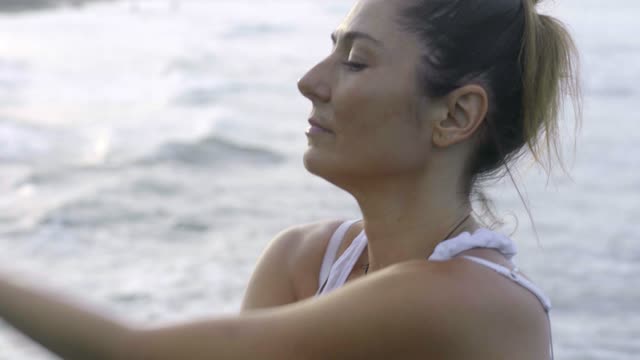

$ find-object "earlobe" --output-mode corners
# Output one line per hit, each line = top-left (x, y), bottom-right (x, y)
(432, 128), (451, 148)
(427, 99), (452, 148)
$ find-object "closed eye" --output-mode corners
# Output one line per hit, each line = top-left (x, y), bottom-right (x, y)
(342, 61), (368, 72)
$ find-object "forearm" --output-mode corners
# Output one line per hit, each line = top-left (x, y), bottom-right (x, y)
(0, 273), (135, 360)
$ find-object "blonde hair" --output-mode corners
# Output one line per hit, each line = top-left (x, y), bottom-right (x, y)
(521, 0), (582, 173)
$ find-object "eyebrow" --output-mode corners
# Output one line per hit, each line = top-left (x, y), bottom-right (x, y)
(330, 30), (384, 47)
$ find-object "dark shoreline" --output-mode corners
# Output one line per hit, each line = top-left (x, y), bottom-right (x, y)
(0, 0), (118, 13)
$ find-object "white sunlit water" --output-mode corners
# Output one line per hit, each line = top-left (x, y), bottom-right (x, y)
(0, 1), (638, 359)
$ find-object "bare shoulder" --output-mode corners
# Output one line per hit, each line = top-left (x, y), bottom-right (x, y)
(240, 218), (346, 311)
(392, 259), (552, 359)
(261, 259), (550, 359)
(287, 218), (349, 300)
(284, 222), (552, 357)
(291, 218), (346, 257)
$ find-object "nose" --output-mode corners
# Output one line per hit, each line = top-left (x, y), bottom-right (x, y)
(297, 61), (331, 103)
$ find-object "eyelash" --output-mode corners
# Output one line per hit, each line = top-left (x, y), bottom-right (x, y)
(342, 61), (367, 72)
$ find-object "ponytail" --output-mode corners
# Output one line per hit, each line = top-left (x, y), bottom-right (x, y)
(521, 0), (582, 172)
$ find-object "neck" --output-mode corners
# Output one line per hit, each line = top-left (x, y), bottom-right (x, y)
(349, 173), (479, 274)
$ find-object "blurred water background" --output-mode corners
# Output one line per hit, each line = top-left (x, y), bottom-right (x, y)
(0, 0), (638, 358)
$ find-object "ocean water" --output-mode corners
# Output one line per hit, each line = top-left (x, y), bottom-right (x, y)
(0, 0), (638, 359)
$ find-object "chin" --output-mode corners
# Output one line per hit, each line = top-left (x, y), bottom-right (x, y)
(303, 149), (361, 193)
(302, 148), (339, 180)
(302, 148), (328, 177)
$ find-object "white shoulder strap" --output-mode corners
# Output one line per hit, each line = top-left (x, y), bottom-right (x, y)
(317, 219), (360, 289)
(461, 255), (555, 360)
(461, 255), (552, 312)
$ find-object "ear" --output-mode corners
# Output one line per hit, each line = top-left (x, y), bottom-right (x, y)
(432, 85), (488, 148)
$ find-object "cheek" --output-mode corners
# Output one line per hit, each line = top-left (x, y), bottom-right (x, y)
(333, 76), (408, 134)
(331, 74), (428, 169)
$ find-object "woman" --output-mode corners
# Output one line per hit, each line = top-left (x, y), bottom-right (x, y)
(0, 0), (579, 359)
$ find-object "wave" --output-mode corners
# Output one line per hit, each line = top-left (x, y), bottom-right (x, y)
(0, 58), (29, 106)
(0, 0), (117, 13)
(224, 23), (292, 38)
(136, 133), (283, 168)
(0, 119), (111, 166)
(171, 83), (248, 107)
(0, 120), (52, 163)
(36, 197), (159, 229)
(171, 82), (283, 107)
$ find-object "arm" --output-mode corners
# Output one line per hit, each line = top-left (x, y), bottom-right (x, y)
(0, 272), (135, 360)
(128, 261), (461, 360)
(0, 252), (544, 360)
(0, 260), (454, 360)
(0, 221), (330, 359)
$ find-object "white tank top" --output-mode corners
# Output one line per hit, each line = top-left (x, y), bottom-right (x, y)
(315, 219), (554, 359)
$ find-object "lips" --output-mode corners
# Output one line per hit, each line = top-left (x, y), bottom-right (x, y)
(308, 118), (333, 133)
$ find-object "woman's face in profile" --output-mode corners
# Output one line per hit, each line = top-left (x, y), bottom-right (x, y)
(298, 0), (443, 185)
